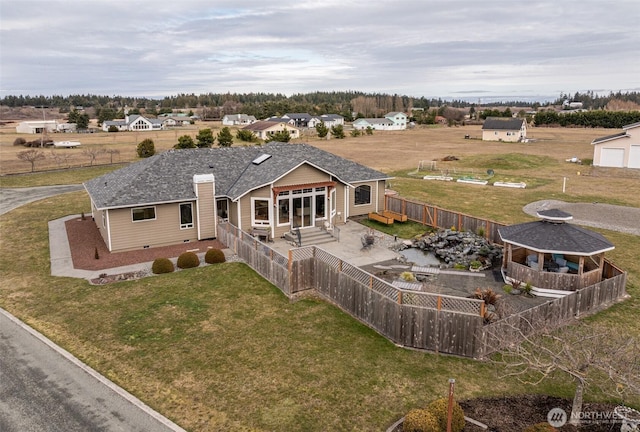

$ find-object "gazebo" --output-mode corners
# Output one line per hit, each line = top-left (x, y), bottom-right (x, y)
(498, 209), (615, 293)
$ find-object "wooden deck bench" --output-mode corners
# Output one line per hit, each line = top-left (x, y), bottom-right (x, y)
(368, 212), (394, 225)
(382, 210), (408, 222)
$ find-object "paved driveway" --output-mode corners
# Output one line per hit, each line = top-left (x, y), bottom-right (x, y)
(0, 184), (85, 215)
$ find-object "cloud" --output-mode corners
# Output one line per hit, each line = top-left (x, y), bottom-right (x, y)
(1, 0), (638, 101)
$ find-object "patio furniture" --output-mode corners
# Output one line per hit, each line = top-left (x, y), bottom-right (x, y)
(552, 253), (579, 271)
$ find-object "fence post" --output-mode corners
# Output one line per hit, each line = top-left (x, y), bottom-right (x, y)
(398, 291), (403, 304)
(437, 296), (442, 310)
(288, 250), (293, 294)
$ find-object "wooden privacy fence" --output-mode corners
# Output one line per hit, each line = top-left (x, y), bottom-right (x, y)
(217, 221), (627, 359)
(218, 222), (487, 357)
(385, 195), (504, 243)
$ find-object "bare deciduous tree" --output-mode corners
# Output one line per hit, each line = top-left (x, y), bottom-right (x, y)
(82, 147), (104, 166)
(50, 150), (74, 168)
(17, 149), (45, 172)
(104, 148), (120, 164)
(490, 320), (639, 426)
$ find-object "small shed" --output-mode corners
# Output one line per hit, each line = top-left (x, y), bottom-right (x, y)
(498, 209), (615, 292)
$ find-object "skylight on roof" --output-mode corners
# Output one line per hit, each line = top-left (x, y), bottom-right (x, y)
(252, 153), (272, 165)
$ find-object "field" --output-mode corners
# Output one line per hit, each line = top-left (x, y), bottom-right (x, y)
(1, 121), (639, 431)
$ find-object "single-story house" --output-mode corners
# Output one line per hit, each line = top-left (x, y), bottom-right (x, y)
(102, 115), (165, 132)
(16, 120), (58, 134)
(56, 123), (77, 133)
(352, 112), (407, 131)
(222, 114), (257, 126)
(84, 142), (390, 252)
(591, 121), (640, 169)
(241, 121), (300, 140)
(162, 117), (191, 127)
(481, 117), (527, 142)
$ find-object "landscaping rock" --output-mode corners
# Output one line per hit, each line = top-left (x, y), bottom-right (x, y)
(400, 229), (503, 269)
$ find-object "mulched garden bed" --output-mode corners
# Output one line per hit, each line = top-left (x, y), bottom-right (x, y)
(391, 394), (625, 431)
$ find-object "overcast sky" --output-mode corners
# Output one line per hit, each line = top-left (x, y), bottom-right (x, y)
(1, 1), (639, 102)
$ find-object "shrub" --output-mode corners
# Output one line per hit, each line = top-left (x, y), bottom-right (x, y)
(400, 271), (416, 282)
(108, 125), (119, 132)
(426, 397), (465, 432)
(503, 284), (513, 294)
(403, 408), (440, 432)
(13, 137), (26, 146)
(177, 251), (200, 269)
(152, 258), (175, 274)
(204, 248), (226, 264)
(523, 423), (557, 432)
(137, 138), (155, 158)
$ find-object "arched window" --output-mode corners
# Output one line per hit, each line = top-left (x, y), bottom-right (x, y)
(354, 185), (371, 205)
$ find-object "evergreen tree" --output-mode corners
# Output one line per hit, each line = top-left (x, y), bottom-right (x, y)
(174, 135), (196, 149)
(136, 139), (155, 158)
(315, 122), (329, 138)
(217, 127), (234, 147)
(196, 128), (215, 148)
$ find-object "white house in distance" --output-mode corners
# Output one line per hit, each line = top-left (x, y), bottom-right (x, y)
(481, 117), (527, 142)
(102, 115), (165, 132)
(16, 120), (58, 134)
(241, 121), (300, 140)
(352, 112), (407, 131)
(222, 114), (257, 126)
(591, 121), (640, 169)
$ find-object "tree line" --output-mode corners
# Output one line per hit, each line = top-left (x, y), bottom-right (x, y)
(534, 110), (640, 128)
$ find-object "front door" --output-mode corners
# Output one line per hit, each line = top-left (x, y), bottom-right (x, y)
(292, 196), (312, 228)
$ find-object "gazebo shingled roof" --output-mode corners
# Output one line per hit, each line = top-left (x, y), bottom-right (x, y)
(498, 210), (614, 255)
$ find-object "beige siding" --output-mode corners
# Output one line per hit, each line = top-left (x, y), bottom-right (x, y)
(239, 186), (270, 230)
(196, 182), (216, 239)
(228, 201), (240, 227)
(334, 183), (346, 224)
(92, 202), (110, 249)
(348, 180), (381, 216)
(482, 130), (520, 142)
(274, 163), (330, 186)
(108, 202), (198, 252)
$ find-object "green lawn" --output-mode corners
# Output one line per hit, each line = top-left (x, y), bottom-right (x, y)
(1, 155), (638, 430)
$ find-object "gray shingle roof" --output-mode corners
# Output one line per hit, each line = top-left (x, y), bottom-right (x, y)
(482, 117), (525, 130)
(84, 142), (391, 209)
(498, 219), (614, 255)
(591, 131), (628, 145)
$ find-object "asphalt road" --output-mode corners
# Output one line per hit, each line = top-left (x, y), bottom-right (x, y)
(0, 184), (85, 215)
(0, 310), (185, 432)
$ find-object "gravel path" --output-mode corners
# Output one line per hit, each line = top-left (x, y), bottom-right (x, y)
(523, 200), (640, 236)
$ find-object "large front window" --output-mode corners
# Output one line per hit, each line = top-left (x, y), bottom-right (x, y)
(132, 206), (156, 222)
(179, 203), (193, 229)
(252, 198), (270, 226)
(354, 185), (371, 205)
(276, 186), (328, 228)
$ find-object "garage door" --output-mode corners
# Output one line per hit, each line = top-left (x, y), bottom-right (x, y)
(600, 148), (625, 167)
(629, 145), (640, 169)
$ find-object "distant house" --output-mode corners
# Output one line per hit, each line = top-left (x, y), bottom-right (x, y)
(481, 117), (527, 142)
(319, 114), (344, 127)
(161, 117), (191, 128)
(591, 121), (640, 169)
(352, 112), (407, 131)
(102, 115), (165, 132)
(56, 123), (77, 133)
(434, 116), (447, 125)
(83, 143), (391, 252)
(222, 114), (257, 126)
(16, 120), (58, 134)
(242, 121), (300, 140)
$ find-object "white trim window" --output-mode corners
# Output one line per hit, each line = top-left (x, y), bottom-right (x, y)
(251, 197), (271, 226)
(132, 206), (156, 222)
(354, 185), (371, 206)
(179, 202), (194, 229)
